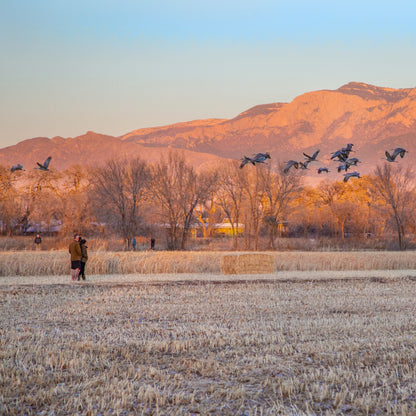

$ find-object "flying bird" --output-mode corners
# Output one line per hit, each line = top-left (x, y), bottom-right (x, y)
(330, 150), (348, 162)
(317, 167), (329, 174)
(337, 163), (350, 173)
(35, 156), (52, 171)
(331, 144), (354, 162)
(284, 160), (299, 173)
(10, 164), (24, 172)
(303, 149), (320, 162)
(252, 152), (271, 163)
(341, 143), (354, 154)
(337, 156), (362, 172)
(343, 171), (361, 182)
(240, 152), (271, 168)
(385, 147), (408, 162)
(346, 157), (360, 166)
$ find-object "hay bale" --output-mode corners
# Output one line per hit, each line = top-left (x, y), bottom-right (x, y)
(221, 255), (239, 274)
(221, 254), (275, 274)
(237, 254), (275, 274)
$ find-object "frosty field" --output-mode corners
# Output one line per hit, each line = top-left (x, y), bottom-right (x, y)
(1, 268), (416, 415)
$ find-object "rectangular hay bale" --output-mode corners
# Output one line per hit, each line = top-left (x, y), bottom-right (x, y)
(221, 254), (275, 274)
(221, 255), (239, 274)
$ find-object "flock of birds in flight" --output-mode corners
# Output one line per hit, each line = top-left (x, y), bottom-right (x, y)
(10, 156), (52, 173)
(240, 145), (408, 182)
(8, 147), (409, 182)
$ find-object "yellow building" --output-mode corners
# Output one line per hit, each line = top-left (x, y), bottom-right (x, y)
(213, 219), (245, 237)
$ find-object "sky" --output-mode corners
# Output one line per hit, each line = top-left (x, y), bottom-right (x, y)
(1, 0), (416, 148)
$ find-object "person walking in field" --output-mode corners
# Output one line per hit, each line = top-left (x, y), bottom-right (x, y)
(79, 238), (88, 280)
(132, 237), (137, 251)
(69, 234), (82, 281)
(34, 234), (42, 250)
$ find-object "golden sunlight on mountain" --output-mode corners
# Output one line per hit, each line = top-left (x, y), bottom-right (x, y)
(1, 82), (415, 180)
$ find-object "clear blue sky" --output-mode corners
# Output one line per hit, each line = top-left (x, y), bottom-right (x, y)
(1, 0), (415, 147)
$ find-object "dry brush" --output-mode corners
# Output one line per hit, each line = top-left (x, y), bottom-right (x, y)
(1, 250), (416, 277)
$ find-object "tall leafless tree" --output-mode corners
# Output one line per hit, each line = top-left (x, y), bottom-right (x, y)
(91, 158), (149, 248)
(151, 151), (217, 250)
(259, 162), (303, 248)
(243, 167), (265, 250)
(370, 163), (415, 250)
(57, 166), (91, 235)
(0, 166), (17, 234)
(315, 180), (350, 238)
(214, 161), (247, 249)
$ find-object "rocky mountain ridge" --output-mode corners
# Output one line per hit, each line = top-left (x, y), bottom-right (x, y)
(1, 82), (415, 180)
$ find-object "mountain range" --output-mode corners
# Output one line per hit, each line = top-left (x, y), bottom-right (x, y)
(1, 82), (415, 181)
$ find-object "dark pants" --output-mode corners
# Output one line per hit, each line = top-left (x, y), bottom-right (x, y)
(79, 261), (86, 280)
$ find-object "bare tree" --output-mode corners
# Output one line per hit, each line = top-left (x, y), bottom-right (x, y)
(242, 167), (265, 250)
(0, 167), (51, 235)
(259, 163), (303, 248)
(151, 151), (216, 250)
(0, 166), (18, 234)
(22, 166), (92, 236)
(214, 161), (247, 249)
(56, 166), (91, 235)
(91, 158), (149, 248)
(24, 169), (62, 233)
(315, 180), (350, 238)
(370, 163), (415, 250)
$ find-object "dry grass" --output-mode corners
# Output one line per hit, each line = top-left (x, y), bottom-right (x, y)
(0, 251), (222, 276)
(1, 277), (416, 415)
(1, 250), (416, 277)
(222, 254), (275, 274)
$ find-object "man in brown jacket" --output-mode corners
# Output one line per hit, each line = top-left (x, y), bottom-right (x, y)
(69, 234), (82, 281)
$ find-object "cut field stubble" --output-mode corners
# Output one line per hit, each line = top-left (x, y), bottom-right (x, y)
(1, 279), (416, 415)
(1, 250), (416, 277)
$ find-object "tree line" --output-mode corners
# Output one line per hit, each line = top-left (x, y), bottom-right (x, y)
(0, 151), (415, 250)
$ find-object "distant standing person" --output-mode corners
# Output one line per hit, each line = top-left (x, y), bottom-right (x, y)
(69, 234), (82, 281)
(34, 234), (42, 250)
(132, 237), (137, 251)
(79, 238), (88, 281)
(150, 237), (155, 250)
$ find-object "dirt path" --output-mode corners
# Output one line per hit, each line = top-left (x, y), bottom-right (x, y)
(1, 269), (416, 286)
